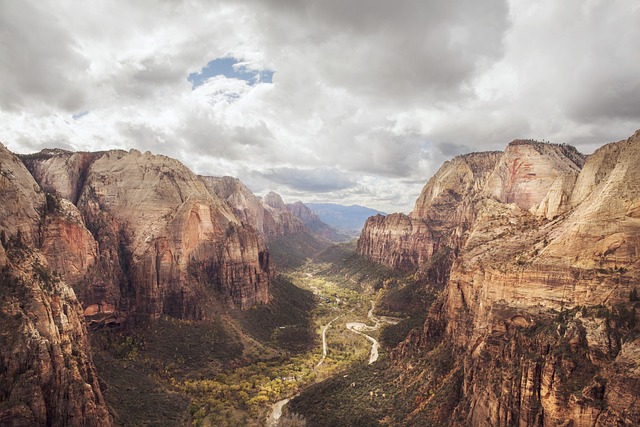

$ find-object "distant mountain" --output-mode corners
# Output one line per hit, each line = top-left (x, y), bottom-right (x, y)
(287, 201), (352, 243)
(305, 203), (386, 236)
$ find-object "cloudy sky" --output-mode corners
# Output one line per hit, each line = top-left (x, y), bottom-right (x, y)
(1, 0), (639, 212)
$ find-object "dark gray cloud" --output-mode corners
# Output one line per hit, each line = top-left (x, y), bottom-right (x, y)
(254, 167), (356, 193)
(246, 0), (510, 104)
(434, 142), (473, 158)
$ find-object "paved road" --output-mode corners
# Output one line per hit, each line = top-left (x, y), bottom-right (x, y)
(267, 397), (292, 427)
(346, 301), (400, 364)
(316, 315), (341, 368)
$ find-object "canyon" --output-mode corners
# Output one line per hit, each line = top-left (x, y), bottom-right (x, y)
(0, 143), (336, 426)
(352, 131), (640, 426)
(1, 130), (638, 426)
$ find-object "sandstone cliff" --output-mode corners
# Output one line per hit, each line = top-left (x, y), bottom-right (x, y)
(358, 151), (502, 271)
(0, 143), (111, 426)
(261, 191), (306, 237)
(23, 149), (271, 320)
(0, 146), (46, 246)
(287, 201), (351, 243)
(359, 131), (640, 426)
(203, 179), (331, 268)
(202, 177), (306, 238)
(201, 176), (269, 234)
(0, 245), (112, 427)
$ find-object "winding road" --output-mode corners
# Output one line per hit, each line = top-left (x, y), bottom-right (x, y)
(268, 288), (400, 425)
(269, 314), (340, 426)
(316, 315), (342, 368)
(346, 301), (399, 364)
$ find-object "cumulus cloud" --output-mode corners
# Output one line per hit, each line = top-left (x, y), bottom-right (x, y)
(0, 0), (638, 213)
(0, 1), (89, 112)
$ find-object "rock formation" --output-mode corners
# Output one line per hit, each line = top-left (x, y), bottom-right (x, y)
(287, 201), (351, 243)
(0, 246), (112, 427)
(358, 130), (640, 426)
(22, 149), (271, 321)
(202, 177), (305, 238)
(261, 191), (306, 237)
(0, 143), (111, 426)
(358, 151), (502, 271)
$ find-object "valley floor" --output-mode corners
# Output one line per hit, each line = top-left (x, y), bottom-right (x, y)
(92, 256), (389, 426)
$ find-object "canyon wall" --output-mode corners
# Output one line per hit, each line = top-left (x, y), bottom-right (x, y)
(0, 144), (111, 426)
(203, 178), (332, 266)
(202, 176), (306, 238)
(358, 151), (502, 271)
(23, 149), (271, 321)
(359, 131), (640, 426)
(287, 201), (350, 242)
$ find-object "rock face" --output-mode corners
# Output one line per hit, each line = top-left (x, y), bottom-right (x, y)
(202, 177), (305, 238)
(0, 143), (111, 426)
(0, 247), (112, 427)
(483, 140), (584, 212)
(0, 146), (46, 246)
(201, 176), (269, 235)
(23, 149), (271, 320)
(39, 197), (99, 292)
(358, 151), (502, 271)
(261, 191), (306, 237)
(359, 131), (640, 426)
(287, 201), (350, 243)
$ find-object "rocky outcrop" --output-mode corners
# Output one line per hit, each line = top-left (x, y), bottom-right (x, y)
(23, 150), (271, 320)
(0, 143), (111, 426)
(39, 197), (99, 291)
(483, 140), (584, 212)
(0, 145), (46, 246)
(261, 191), (305, 237)
(202, 177), (306, 238)
(287, 201), (350, 243)
(358, 151), (502, 271)
(203, 180), (331, 267)
(359, 131), (640, 426)
(201, 176), (268, 234)
(357, 213), (436, 270)
(0, 245), (112, 427)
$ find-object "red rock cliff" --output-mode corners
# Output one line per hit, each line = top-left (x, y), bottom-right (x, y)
(202, 177), (305, 238)
(357, 151), (502, 271)
(0, 143), (111, 426)
(360, 132), (640, 426)
(23, 149), (271, 320)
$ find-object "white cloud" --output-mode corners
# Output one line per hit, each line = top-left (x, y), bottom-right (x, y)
(0, 0), (638, 213)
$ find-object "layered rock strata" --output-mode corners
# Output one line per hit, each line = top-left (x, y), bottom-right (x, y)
(23, 149), (271, 320)
(359, 131), (640, 426)
(358, 151), (502, 271)
(0, 143), (111, 426)
(0, 247), (112, 427)
(202, 177), (305, 238)
(287, 201), (350, 242)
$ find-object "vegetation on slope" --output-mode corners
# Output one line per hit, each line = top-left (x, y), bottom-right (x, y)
(267, 231), (331, 270)
(90, 247), (384, 426)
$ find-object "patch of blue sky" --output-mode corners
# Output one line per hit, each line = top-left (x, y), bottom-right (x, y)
(72, 111), (90, 120)
(188, 57), (273, 89)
